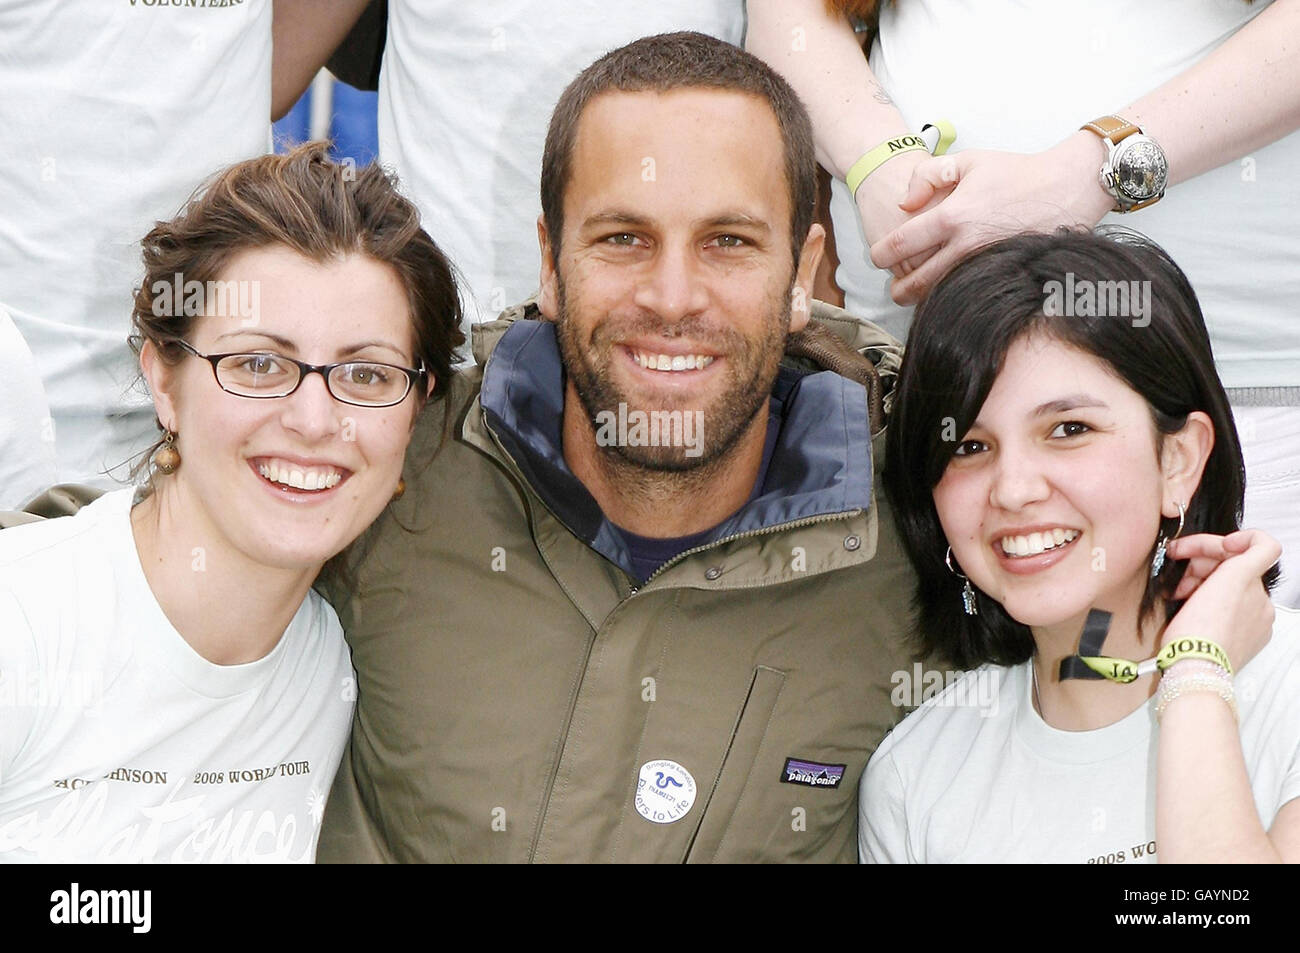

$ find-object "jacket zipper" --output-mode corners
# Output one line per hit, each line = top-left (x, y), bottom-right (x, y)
(635, 509), (865, 590)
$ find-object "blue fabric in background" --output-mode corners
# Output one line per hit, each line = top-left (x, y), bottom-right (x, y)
(272, 90), (311, 149)
(329, 84), (379, 165)
(272, 79), (379, 167)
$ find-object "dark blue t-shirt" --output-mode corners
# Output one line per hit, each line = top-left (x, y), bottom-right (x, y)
(614, 398), (783, 584)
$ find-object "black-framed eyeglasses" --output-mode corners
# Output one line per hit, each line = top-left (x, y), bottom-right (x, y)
(173, 340), (426, 408)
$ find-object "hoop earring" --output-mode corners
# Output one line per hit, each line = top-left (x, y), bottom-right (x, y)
(153, 430), (181, 474)
(392, 477), (406, 501)
(945, 546), (978, 616)
(1151, 500), (1186, 577)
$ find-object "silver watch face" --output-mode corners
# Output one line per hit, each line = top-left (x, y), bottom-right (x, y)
(1111, 135), (1168, 202)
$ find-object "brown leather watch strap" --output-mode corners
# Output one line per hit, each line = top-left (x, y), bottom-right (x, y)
(1081, 115), (1141, 144)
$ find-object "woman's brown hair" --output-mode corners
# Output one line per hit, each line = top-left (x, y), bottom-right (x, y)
(825, 0), (887, 29)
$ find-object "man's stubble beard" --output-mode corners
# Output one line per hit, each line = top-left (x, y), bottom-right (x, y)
(553, 275), (793, 480)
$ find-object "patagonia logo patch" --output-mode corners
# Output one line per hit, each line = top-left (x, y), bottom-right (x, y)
(780, 758), (846, 789)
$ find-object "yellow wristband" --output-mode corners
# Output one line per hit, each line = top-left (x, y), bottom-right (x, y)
(846, 134), (929, 198)
(921, 119), (957, 156)
(1156, 637), (1234, 676)
(1074, 637), (1234, 685)
(846, 120), (958, 198)
(1076, 654), (1151, 684)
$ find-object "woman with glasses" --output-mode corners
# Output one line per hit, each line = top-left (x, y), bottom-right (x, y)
(0, 142), (464, 862)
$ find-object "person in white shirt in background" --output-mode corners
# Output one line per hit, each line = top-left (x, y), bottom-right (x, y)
(0, 143), (464, 863)
(0, 307), (57, 508)
(0, 0), (364, 500)
(748, 0), (1300, 606)
(274, 1), (747, 329)
(864, 229), (1298, 864)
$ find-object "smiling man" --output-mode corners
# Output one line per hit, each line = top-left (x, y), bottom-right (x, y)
(318, 31), (916, 863)
(544, 83), (816, 545)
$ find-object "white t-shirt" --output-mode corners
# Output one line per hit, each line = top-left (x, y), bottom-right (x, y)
(831, 0), (1300, 393)
(0, 306), (57, 508)
(0, 0), (273, 488)
(0, 489), (354, 863)
(860, 607), (1300, 864)
(377, 1), (747, 327)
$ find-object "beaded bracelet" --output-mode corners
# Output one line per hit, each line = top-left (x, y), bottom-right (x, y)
(1154, 663), (1238, 723)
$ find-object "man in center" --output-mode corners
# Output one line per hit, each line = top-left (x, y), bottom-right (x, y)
(319, 31), (916, 863)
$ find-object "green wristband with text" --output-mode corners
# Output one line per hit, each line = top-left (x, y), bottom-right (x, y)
(1156, 637), (1233, 676)
(1074, 636), (1233, 685)
(846, 134), (929, 197)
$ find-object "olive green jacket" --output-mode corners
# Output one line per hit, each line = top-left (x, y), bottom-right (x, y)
(317, 301), (917, 863)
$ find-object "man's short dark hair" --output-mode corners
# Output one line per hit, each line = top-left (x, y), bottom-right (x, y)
(540, 31), (817, 270)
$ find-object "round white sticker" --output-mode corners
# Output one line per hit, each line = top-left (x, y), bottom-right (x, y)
(635, 759), (697, 825)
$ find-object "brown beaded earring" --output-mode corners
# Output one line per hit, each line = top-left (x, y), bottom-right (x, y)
(153, 430), (181, 474)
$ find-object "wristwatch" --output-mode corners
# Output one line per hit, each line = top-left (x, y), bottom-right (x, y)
(1081, 115), (1168, 213)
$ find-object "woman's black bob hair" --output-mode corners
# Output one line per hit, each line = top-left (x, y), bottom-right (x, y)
(884, 228), (1279, 670)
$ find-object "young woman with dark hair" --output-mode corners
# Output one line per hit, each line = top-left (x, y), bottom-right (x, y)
(0, 143), (464, 862)
(862, 229), (1298, 863)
